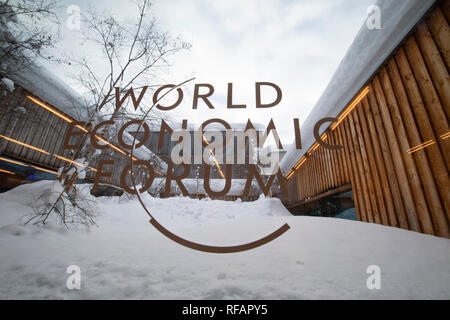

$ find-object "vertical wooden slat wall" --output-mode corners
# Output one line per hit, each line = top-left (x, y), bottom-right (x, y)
(284, 1), (450, 238)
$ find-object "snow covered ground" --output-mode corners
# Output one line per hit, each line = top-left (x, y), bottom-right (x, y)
(0, 181), (449, 299)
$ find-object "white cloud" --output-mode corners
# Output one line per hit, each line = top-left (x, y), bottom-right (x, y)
(52, 0), (375, 144)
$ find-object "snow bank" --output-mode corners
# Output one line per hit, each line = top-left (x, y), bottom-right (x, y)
(0, 181), (449, 299)
(149, 178), (260, 196)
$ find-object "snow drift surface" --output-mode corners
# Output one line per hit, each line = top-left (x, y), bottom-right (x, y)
(0, 181), (449, 299)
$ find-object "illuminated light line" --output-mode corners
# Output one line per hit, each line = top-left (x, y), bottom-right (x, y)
(25, 97), (163, 176)
(331, 87), (370, 131)
(31, 166), (59, 175)
(76, 125), (89, 133)
(286, 87), (369, 179)
(440, 132), (450, 140)
(0, 169), (14, 175)
(95, 135), (127, 155)
(0, 135), (49, 155)
(407, 140), (436, 154)
(0, 157), (28, 167)
(286, 170), (295, 180)
(293, 158), (307, 170)
(26, 95), (73, 123)
(312, 143), (320, 152)
(0, 155), (61, 176)
(202, 135), (225, 179)
(53, 154), (90, 170)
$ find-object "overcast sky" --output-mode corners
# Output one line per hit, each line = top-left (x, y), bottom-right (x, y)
(50, 0), (375, 145)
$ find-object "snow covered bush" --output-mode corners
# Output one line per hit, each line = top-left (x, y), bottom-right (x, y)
(24, 181), (97, 231)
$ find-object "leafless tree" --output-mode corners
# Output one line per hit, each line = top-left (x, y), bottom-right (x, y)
(35, 0), (190, 228)
(0, 0), (60, 75)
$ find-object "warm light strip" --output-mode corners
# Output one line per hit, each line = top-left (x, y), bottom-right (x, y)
(294, 158), (307, 170)
(202, 135), (225, 179)
(408, 139), (435, 152)
(0, 155), (61, 175)
(312, 143), (320, 152)
(24, 97), (163, 177)
(26, 96), (73, 123)
(331, 87), (369, 130)
(32, 166), (59, 175)
(53, 154), (88, 169)
(0, 156), (28, 167)
(440, 132), (450, 140)
(286, 87), (369, 179)
(76, 125), (89, 133)
(407, 140), (436, 154)
(0, 135), (50, 155)
(286, 170), (295, 180)
(95, 135), (127, 155)
(0, 169), (14, 175)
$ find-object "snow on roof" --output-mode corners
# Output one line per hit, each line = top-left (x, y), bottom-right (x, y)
(6, 61), (91, 121)
(280, 0), (437, 174)
(119, 131), (168, 171)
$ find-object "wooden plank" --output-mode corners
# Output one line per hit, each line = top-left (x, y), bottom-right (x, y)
(322, 146), (330, 191)
(379, 67), (435, 235)
(416, 23), (450, 120)
(372, 76), (422, 232)
(311, 150), (319, 194)
(337, 124), (360, 216)
(318, 148), (326, 193)
(343, 119), (366, 222)
(309, 158), (315, 197)
(367, 86), (409, 229)
(387, 57), (450, 237)
(8, 95), (29, 155)
(396, 47), (450, 226)
(356, 105), (389, 226)
(326, 137), (336, 188)
(25, 103), (49, 161)
(426, 6), (450, 70)
(336, 125), (350, 184)
(348, 112), (376, 223)
(440, 0), (450, 26)
(405, 37), (450, 171)
(329, 132), (341, 187)
(314, 149), (322, 193)
(35, 114), (56, 165)
(19, 103), (45, 159)
(362, 97), (398, 227)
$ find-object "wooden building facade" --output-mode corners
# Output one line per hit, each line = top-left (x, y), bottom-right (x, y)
(281, 0), (450, 238)
(0, 73), (154, 190)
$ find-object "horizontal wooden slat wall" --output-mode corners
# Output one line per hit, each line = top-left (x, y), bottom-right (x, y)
(284, 1), (450, 238)
(0, 87), (150, 188)
(0, 87), (71, 170)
